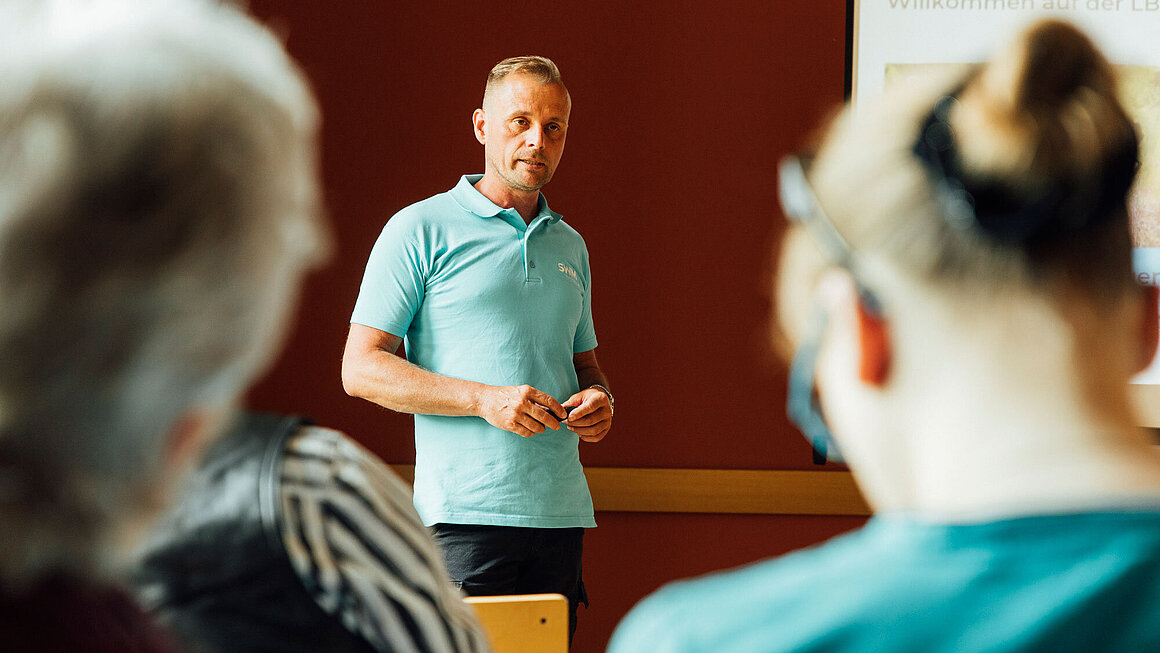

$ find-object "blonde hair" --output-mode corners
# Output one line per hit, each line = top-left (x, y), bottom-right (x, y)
(804, 20), (1138, 304)
(483, 55), (565, 104)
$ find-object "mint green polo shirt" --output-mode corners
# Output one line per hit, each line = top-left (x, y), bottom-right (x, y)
(610, 510), (1160, 652)
(351, 175), (597, 528)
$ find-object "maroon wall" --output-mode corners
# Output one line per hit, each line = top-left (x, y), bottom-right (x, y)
(245, 2), (861, 651)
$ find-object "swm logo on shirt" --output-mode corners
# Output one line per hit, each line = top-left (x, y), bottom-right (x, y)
(558, 261), (582, 288)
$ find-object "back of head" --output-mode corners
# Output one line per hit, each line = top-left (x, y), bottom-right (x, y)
(0, 0), (327, 582)
(783, 20), (1139, 333)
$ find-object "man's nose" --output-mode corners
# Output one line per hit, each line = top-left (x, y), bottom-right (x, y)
(524, 124), (545, 149)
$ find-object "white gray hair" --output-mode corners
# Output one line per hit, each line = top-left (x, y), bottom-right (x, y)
(0, 0), (328, 581)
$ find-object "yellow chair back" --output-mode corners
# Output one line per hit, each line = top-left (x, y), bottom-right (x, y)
(465, 593), (569, 653)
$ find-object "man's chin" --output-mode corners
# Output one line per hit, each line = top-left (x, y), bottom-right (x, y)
(510, 173), (551, 192)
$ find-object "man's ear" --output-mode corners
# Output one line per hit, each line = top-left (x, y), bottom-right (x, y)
(856, 294), (891, 386)
(472, 108), (487, 145)
(1136, 285), (1159, 374)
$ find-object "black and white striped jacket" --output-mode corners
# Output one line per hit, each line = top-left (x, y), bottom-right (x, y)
(134, 413), (491, 653)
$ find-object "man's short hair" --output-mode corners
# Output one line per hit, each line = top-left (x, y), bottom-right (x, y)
(483, 55), (565, 103)
(0, 0), (327, 581)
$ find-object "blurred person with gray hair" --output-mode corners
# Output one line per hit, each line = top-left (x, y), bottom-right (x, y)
(0, 0), (322, 649)
(0, 1), (494, 651)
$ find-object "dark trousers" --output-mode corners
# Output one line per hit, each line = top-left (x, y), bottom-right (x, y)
(430, 524), (587, 644)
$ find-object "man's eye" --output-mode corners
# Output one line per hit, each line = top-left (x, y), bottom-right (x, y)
(547, 124), (561, 132)
(513, 118), (528, 126)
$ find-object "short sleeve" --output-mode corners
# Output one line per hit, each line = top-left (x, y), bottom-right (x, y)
(350, 211), (428, 337)
(573, 243), (598, 353)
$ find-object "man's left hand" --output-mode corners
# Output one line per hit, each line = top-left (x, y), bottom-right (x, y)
(561, 387), (613, 442)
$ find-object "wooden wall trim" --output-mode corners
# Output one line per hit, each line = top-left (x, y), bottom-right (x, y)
(389, 465), (871, 516)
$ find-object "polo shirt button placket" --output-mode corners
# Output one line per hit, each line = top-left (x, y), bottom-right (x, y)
(523, 222), (543, 283)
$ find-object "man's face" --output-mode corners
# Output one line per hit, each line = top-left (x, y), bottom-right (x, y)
(475, 73), (571, 193)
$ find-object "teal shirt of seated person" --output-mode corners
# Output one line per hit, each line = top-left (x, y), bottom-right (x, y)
(350, 174), (598, 529)
(608, 510), (1160, 652)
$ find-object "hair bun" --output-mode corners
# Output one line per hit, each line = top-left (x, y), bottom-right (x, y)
(936, 19), (1139, 246)
(1013, 20), (1111, 112)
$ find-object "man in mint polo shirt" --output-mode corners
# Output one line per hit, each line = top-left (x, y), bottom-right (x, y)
(341, 55), (613, 639)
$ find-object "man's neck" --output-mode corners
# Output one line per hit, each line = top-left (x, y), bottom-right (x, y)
(473, 174), (540, 223)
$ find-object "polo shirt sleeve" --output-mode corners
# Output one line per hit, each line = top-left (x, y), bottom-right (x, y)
(350, 210), (427, 338)
(573, 244), (599, 353)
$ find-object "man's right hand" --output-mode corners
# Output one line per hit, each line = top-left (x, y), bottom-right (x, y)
(477, 385), (568, 437)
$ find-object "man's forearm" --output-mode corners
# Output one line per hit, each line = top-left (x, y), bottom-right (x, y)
(344, 326), (572, 437)
(572, 349), (609, 393)
(343, 348), (488, 417)
(344, 345), (569, 438)
(576, 366), (609, 392)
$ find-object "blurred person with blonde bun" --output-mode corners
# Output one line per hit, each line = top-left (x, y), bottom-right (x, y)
(610, 20), (1160, 653)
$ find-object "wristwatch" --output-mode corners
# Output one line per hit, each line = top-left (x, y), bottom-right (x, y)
(589, 384), (615, 416)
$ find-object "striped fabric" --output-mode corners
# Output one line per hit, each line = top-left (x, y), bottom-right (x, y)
(279, 426), (492, 653)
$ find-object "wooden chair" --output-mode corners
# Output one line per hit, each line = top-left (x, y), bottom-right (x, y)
(465, 593), (569, 653)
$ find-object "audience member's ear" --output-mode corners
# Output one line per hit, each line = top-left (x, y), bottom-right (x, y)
(164, 409), (228, 475)
(856, 297), (891, 386)
(819, 270), (891, 388)
(1136, 285), (1159, 375)
(117, 409), (227, 554)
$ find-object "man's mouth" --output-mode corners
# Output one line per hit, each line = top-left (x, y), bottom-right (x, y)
(518, 159), (546, 168)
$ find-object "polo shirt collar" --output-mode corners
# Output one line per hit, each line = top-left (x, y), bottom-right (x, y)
(450, 174), (563, 224)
